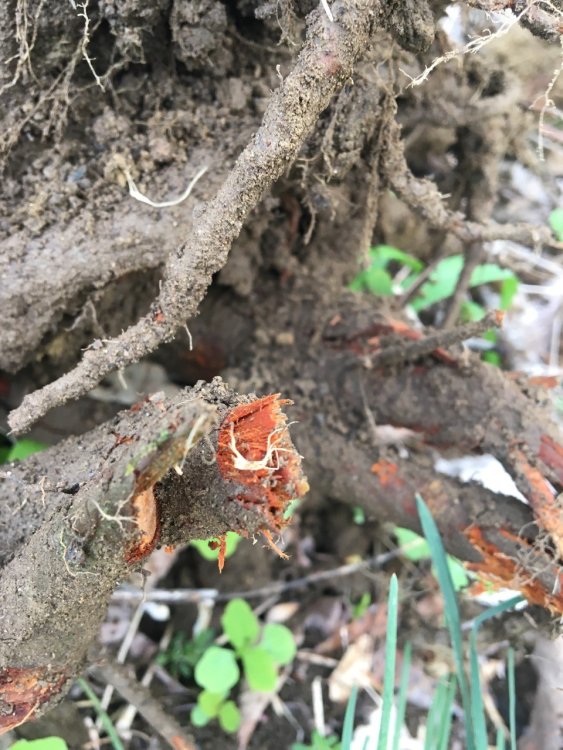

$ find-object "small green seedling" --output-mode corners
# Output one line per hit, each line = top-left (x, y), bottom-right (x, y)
(7, 740), (68, 750)
(394, 526), (469, 592)
(158, 628), (215, 681)
(191, 598), (297, 733)
(190, 531), (241, 561)
(351, 246), (519, 367)
(352, 592), (372, 619)
(0, 438), (46, 464)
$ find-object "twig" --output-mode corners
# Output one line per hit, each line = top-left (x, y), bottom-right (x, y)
(441, 242), (484, 329)
(370, 310), (503, 367)
(8, 0), (377, 434)
(115, 625), (175, 733)
(90, 662), (197, 750)
(381, 116), (554, 249)
(97, 601), (146, 729)
(111, 548), (403, 605)
(76, 0), (104, 90)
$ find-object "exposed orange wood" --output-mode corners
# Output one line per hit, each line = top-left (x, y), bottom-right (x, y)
(125, 485), (160, 563)
(510, 448), (563, 557)
(466, 526), (563, 615)
(371, 460), (405, 488)
(216, 395), (308, 566)
(0, 667), (68, 735)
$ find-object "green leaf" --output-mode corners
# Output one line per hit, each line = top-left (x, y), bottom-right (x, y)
(507, 647), (517, 750)
(395, 526), (468, 591)
(468, 597), (524, 750)
(352, 592), (371, 619)
(222, 598), (259, 651)
(198, 689), (227, 718)
(392, 642), (412, 750)
(424, 675), (456, 750)
(412, 255), (516, 312)
(190, 705), (211, 727)
(549, 207), (563, 241)
(77, 678), (124, 750)
(376, 574), (398, 750)
(363, 267), (393, 296)
(7, 439), (47, 462)
(194, 646), (240, 693)
(241, 646), (278, 692)
(191, 531), (241, 561)
(8, 741), (68, 750)
(437, 677), (457, 750)
(483, 351), (502, 367)
(261, 623), (296, 665)
(218, 700), (241, 733)
(341, 686), (358, 750)
(350, 245), (423, 296)
(470, 263), (514, 286)
(500, 276), (519, 310)
(370, 245), (424, 272)
(352, 506), (366, 524)
(447, 557), (470, 592)
(412, 255), (464, 311)
(460, 300), (487, 322)
(416, 494), (475, 750)
(283, 498), (302, 519)
(395, 526), (431, 561)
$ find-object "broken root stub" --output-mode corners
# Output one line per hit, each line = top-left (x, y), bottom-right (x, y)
(465, 526), (563, 616)
(0, 666), (68, 736)
(216, 394), (309, 566)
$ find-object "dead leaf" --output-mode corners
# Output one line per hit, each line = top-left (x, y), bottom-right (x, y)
(328, 634), (376, 703)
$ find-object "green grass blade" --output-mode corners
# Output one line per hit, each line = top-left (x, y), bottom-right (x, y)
(469, 596), (524, 749)
(424, 677), (448, 750)
(77, 678), (125, 750)
(341, 686), (358, 750)
(507, 647), (517, 750)
(437, 675), (457, 750)
(416, 494), (475, 750)
(469, 629), (488, 749)
(392, 641), (412, 750)
(377, 574), (399, 750)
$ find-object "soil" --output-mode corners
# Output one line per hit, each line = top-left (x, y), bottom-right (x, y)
(1, 0), (563, 748)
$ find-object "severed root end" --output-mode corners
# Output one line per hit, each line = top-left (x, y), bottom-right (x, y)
(215, 394), (309, 570)
(0, 666), (69, 736)
(466, 526), (563, 616)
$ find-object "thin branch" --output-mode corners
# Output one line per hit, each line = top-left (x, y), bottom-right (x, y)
(89, 663), (197, 750)
(111, 549), (404, 606)
(381, 116), (554, 249)
(8, 0), (377, 435)
(370, 310), (503, 367)
(441, 241), (484, 328)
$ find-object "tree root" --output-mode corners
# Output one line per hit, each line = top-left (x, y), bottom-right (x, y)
(0, 381), (307, 733)
(381, 114), (556, 249)
(7, 0), (379, 436)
